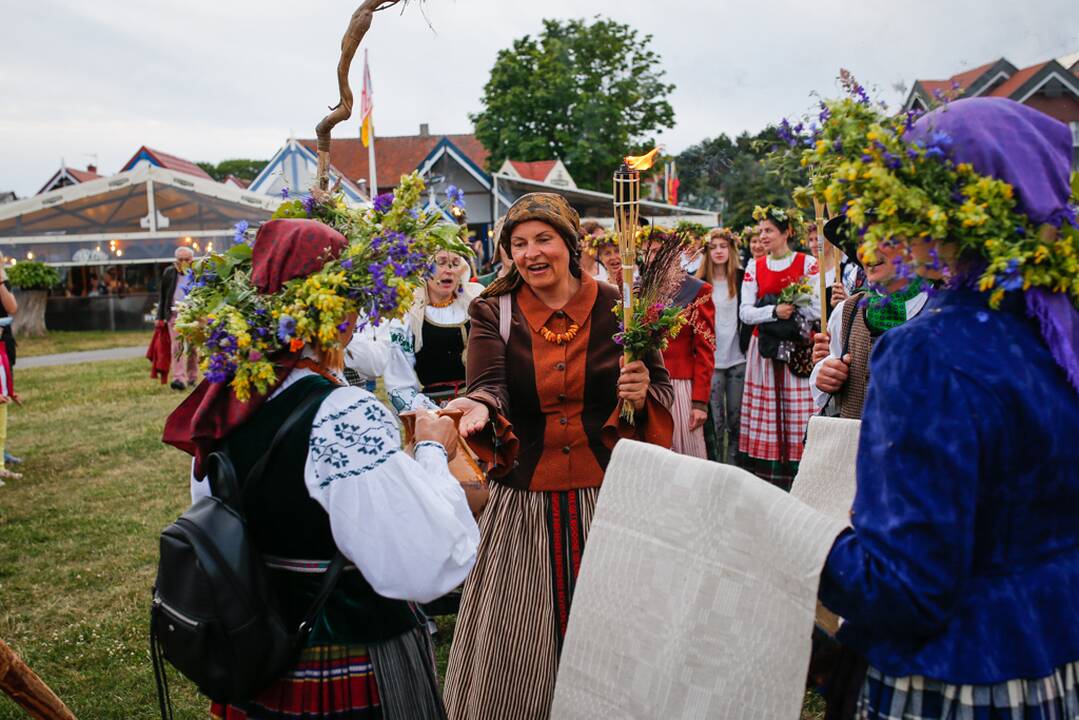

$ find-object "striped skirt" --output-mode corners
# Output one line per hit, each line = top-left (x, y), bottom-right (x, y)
(210, 628), (445, 720)
(671, 378), (708, 459)
(444, 483), (599, 720)
(737, 335), (815, 490)
(858, 661), (1079, 719)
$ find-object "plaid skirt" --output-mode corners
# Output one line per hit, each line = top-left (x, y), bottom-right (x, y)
(858, 661), (1079, 719)
(736, 335), (815, 490)
(211, 628), (445, 720)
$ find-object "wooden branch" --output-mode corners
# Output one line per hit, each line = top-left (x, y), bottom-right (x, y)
(315, 0), (404, 190)
(0, 638), (77, 720)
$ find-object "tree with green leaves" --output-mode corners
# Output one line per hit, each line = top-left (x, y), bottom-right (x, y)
(195, 159), (268, 183)
(471, 17), (675, 191)
(676, 127), (807, 229)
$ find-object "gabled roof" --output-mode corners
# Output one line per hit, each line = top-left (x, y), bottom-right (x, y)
(37, 165), (104, 195)
(223, 174), (250, 189)
(507, 160), (557, 182)
(121, 145), (214, 180)
(247, 138), (368, 205)
(987, 62), (1047, 98)
(297, 133), (489, 191)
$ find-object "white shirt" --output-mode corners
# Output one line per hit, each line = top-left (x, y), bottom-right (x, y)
(681, 253), (703, 275)
(711, 281), (745, 370)
(344, 321), (434, 414)
(809, 292), (929, 409)
(739, 253), (821, 327)
(191, 368), (479, 603)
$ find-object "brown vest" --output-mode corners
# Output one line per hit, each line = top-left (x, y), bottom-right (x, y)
(836, 296), (874, 420)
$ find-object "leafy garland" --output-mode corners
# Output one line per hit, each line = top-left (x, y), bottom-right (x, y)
(751, 205), (804, 235)
(175, 173), (472, 400)
(767, 77), (1079, 309)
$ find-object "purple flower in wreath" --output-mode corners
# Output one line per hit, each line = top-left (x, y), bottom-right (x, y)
(277, 314), (296, 343)
(373, 192), (394, 213)
(280, 187), (290, 199)
(446, 185), (465, 207)
(341, 258), (354, 270)
(302, 194), (317, 217)
(998, 258), (1024, 292)
(337, 320), (351, 333)
(233, 220), (250, 246)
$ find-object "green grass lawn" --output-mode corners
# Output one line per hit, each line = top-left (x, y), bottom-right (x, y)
(0, 358), (824, 719)
(15, 329), (154, 358)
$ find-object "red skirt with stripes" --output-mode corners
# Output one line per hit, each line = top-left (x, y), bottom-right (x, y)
(210, 645), (380, 720)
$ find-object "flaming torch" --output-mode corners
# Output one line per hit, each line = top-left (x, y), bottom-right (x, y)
(613, 147), (660, 423)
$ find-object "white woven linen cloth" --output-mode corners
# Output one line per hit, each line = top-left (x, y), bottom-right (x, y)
(551, 440), (847, 720)
(790, 416), (861, 526)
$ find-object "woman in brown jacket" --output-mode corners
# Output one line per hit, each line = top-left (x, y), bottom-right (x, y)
(442, 193), (674, 719)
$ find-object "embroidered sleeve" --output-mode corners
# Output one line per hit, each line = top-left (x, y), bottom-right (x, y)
(304, 386), (479, 603)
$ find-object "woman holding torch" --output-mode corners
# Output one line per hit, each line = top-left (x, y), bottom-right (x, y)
(442, 193), (673, 720)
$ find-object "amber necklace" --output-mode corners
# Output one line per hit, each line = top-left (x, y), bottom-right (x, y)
(429, 294), (455, 309)
(539, 322), (580, 345)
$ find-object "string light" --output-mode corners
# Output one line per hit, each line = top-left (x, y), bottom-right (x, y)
(116, 250), (123, 257)
(26, 251), (34, 260)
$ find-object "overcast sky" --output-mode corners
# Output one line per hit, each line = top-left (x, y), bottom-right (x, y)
(2, 0), (1075, 197)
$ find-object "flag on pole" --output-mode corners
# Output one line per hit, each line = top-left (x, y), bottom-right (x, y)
(360, 50), (374, 148)
(665, 161), (680, 205)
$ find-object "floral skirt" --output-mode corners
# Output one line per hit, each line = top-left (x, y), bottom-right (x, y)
(444, 483), (599, 720)
(857, 661), (1079, 719)
(737, 335), (815, 490)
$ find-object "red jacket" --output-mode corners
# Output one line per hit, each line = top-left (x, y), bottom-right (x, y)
(661, 276), (716, 405)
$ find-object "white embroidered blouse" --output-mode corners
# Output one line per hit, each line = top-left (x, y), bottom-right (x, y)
(191, 368), (479, 604)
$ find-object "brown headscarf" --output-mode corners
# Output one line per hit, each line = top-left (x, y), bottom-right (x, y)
(163, 219), (348, 475)
(483, 192), (582, 298)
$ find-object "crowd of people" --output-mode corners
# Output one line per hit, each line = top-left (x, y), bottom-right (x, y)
(156, 96), (1079, 720)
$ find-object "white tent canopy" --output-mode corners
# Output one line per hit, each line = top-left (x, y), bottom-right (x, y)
(0, 164), (278, 265)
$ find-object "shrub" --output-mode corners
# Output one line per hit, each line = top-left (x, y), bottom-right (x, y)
(8, 261), (61, 291)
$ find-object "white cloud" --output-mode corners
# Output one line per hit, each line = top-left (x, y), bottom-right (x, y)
(1, 0), (1075, 196)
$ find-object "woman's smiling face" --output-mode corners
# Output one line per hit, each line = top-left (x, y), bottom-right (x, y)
(509, 220), (571, 291)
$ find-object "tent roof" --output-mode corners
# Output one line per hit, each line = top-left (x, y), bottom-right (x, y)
(0, 165), (277, 265)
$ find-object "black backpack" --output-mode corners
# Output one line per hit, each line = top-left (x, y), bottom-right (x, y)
(150, 390), (345, 717)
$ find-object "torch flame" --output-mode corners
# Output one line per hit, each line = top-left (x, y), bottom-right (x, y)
(624, 147), (661, 171)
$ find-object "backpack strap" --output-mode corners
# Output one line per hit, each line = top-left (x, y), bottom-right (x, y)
(240, 384), (348, 639)
(498, 292), (511, 345)
(241, 385), (332, 504)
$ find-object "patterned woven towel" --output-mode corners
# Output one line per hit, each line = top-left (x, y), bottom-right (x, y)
(551, 440), (846, 720)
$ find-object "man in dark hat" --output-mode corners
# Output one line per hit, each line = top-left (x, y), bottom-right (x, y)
(809, 216), (929, 419)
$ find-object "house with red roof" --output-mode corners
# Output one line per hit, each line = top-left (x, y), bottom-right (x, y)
(904, 53), (1079, 167)
(120, 145), (215, 180)
(37, 162), (103, 194)
(496, 159), (577, 189)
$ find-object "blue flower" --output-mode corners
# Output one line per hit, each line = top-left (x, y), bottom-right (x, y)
(341, 258), (354, 270)
(882, 151), (902, 170)
(337, 320), (351, 333)
(446, 185), (465, 207)
(924, 147), (945, 160)
(277, 314), (296, 343)
(833, 139), (843, 152)
(280, 187), (290, 199)
(998, 258), (1023, 292)
(302, 194), (317, 216)
(373, 192), (394, 213)
(233, 220), (249, 245)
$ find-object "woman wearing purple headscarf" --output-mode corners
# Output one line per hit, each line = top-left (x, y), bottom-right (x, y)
(814, 98), (1079, 718)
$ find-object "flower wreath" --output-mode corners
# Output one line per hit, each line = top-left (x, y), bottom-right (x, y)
(769, 82), (1078, 309)
(752, 205), (804, 235)
(175, 174), (472, 400)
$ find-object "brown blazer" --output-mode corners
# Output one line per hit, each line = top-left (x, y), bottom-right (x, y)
(465, 272), (674, 492)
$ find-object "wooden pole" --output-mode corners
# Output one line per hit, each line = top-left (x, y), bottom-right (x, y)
(614, 164), (640, 423)
(0, 638), (77, 720)
(314, 0), (403, 191)
(813, 198), (829, 330)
